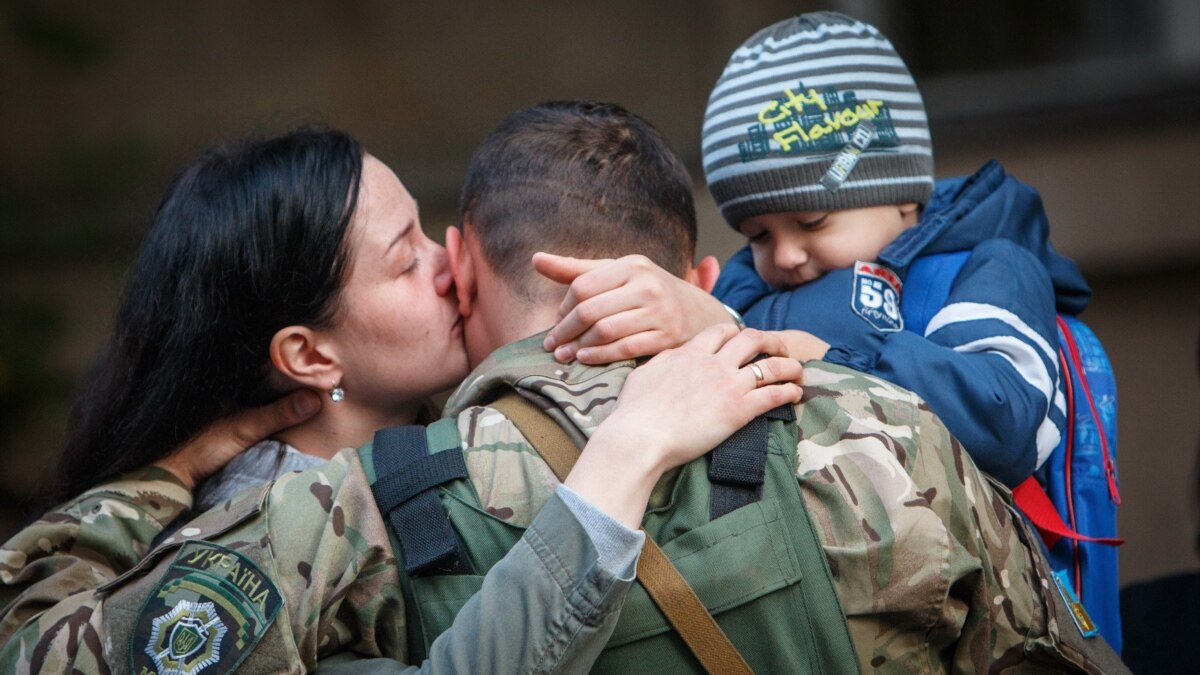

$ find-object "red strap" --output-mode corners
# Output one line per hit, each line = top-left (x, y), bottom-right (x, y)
(1057, 316), (1121, 506)
(1013, 477), (1124, 548)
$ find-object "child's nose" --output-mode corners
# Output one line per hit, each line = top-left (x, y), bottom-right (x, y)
(774, 243), (808, 271)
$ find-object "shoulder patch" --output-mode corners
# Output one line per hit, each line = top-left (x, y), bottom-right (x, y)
(131, 541), (283, 675)
(851, 261), (904, 332)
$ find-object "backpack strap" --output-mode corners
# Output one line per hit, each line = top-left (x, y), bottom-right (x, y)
(489, 391), (754, 675)
(1012, 477), (1123, 548)
(371, 425), (474, 576)
(709, 403), (795, 519)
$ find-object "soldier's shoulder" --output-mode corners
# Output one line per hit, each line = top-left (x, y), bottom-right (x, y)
(799, 360), (930, 424)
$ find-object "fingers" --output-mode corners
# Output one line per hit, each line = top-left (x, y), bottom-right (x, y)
(547, 295), (647, 357)
(154, 389), (321, 490)
(746, 355), (804, 388)
(740, 356), (805, 415)
(574, 331), (673, 364)
(679, 323), (743, 354)
(228, 389), (322, 449)
(713, 328), (791, 366)
(532, 252), (610, 285)
(744, 381), (805, 412)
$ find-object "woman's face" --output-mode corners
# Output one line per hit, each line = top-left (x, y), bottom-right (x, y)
(324, 155), (468, 414)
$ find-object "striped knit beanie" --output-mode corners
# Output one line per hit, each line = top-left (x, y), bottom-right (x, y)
(702, 12), (934, 229)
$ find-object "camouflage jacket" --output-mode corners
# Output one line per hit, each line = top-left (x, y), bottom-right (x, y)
(1, 334), (1127, 673)
(437, 336), (1127, 674)
(0, 454), (634, 673)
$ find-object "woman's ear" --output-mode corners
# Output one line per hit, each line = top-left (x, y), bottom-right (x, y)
(269, 325), (342, 391)
(445, 224), (476, 317)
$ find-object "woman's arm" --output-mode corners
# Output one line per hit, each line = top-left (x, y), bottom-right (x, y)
(2, 327), (801, 673)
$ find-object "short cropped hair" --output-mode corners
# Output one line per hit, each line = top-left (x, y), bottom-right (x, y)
(459, 101), (697, 299)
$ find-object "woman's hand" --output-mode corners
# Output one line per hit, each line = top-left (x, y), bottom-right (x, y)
(535, 252), (735, 364)
(565, 325), (803, 527)
(153, 390), (321, 490)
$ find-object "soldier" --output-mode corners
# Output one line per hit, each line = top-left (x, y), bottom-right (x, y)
(2, 101), (1128, 673)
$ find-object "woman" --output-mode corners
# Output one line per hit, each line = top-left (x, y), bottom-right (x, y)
(50, 128), (456, 513)
(1, 127), (802, 671)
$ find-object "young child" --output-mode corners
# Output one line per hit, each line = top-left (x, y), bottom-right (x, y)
(703, 12), (1092, 487)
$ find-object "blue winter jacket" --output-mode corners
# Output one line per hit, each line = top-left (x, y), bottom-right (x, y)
(713, 161), (1091, 487)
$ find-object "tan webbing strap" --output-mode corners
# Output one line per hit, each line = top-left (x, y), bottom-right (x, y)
(490, 392), (754, 675)
(489, 392), (581, 481)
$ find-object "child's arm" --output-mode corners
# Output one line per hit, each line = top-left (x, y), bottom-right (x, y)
(534, 252), (736, 363)
(824, 240), (1060, 486)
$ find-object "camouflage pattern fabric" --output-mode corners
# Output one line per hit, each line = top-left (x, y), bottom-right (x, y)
(0, 333), (1127, 673)
(0, 466), (192, 643)
(445, 335), (1126, 674)
(0, 450), (414, 673)
(0, 439), (631, 672)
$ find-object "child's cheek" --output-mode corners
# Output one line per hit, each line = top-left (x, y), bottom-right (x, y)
(749, 247), (781, 286)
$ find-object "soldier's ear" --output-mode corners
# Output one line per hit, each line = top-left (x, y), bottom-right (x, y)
(445, 223), (477, 317)
(269, 326), (342, 391)
(686, 255), (721, 293)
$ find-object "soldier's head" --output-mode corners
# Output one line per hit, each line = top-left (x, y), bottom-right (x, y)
(447, 101), (713, 364)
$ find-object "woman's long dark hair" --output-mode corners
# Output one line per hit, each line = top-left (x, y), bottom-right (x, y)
(49, 127), (364, 505)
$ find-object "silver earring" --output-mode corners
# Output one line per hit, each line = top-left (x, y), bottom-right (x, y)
(330, 382), (345, 403)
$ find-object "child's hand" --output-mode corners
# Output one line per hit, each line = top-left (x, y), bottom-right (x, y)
(534, 252), (734, 364)
(776, 329), (830, 362)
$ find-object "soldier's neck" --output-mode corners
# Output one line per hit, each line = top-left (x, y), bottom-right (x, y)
(466, 285), (561, 368)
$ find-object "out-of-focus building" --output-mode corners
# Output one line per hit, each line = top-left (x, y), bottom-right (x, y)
(1, 0), (1196, 597)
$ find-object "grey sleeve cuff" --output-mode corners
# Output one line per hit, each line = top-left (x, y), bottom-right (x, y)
(555, 484), (645, 580)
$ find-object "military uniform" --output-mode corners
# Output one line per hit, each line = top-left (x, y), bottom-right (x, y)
(1, 457), (634, 673)
(1, 336), (1126, 673)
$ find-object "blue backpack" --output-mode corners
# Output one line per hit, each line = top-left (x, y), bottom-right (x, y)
(902, 251), (1124, 652)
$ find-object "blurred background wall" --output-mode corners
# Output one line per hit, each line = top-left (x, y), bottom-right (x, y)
(1, 0), (1197, 592)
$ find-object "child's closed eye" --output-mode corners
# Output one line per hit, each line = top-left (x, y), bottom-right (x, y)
(797, 214), (828, 231)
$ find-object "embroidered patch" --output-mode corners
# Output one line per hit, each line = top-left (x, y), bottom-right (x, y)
(1052, 569), (1099, 638)
(819, 119), (875, 191)
(737, 81), (899, 163)
(851, 261), (903, 332)
(132, 541), (283, 674)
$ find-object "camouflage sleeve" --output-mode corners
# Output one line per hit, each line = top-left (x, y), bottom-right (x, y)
(2, 450), (633, 674)
(314, 489), (635, 675)
(794, 361), (1125, 674)
(0, 451), (395, 673)
(0, 466), (192, 643)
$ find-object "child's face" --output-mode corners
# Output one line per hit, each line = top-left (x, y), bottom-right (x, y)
(739, 203), (919, 290)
